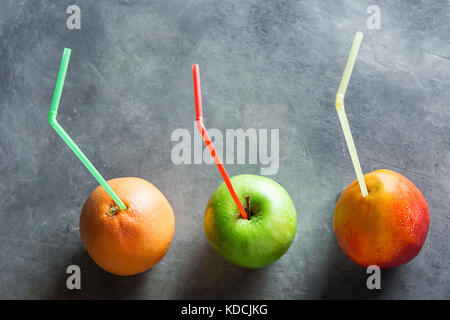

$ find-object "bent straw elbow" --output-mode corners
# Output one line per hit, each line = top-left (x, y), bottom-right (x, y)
(49, 111), (58, 127)
(335, 93), (344, 109)
(195, 118), (205, 132)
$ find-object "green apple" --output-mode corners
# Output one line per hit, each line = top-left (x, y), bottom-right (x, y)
(204, 174), (297, 268)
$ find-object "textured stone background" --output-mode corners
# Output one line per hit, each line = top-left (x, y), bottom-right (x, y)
(0, 0), (449, 299)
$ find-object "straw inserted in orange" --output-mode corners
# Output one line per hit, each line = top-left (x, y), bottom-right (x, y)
(192, 64), (248, 219)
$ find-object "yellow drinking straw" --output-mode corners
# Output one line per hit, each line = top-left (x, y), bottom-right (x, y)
(335, 32), (369, 197)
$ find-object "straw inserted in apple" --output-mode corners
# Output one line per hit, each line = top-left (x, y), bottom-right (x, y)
(192, 64), (248, 219)
(49, 48), (127, 211)
(335, 32), (369, 198)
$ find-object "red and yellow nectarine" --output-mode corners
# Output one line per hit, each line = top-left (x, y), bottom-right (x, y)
(334, 169), (429, 268)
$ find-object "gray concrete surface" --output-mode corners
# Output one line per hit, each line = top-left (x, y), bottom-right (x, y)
(0, 0), (449, 299)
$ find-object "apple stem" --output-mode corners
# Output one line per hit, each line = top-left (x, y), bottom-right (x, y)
(245, 194), (250, 218)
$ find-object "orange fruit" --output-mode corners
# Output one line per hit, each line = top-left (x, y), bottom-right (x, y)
(79, 177), (175, 276)
(334, 169), (429, 268)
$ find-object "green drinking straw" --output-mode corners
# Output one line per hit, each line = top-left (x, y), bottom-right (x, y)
(335, 32), (369, 198)
(49, 48), (127, 211)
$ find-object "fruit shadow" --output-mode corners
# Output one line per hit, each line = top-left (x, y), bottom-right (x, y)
(318, 242), (402, 299)
(315, 193), (402, 299)
(175, 243), (272, 300)
(43, 245), (148, 299)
